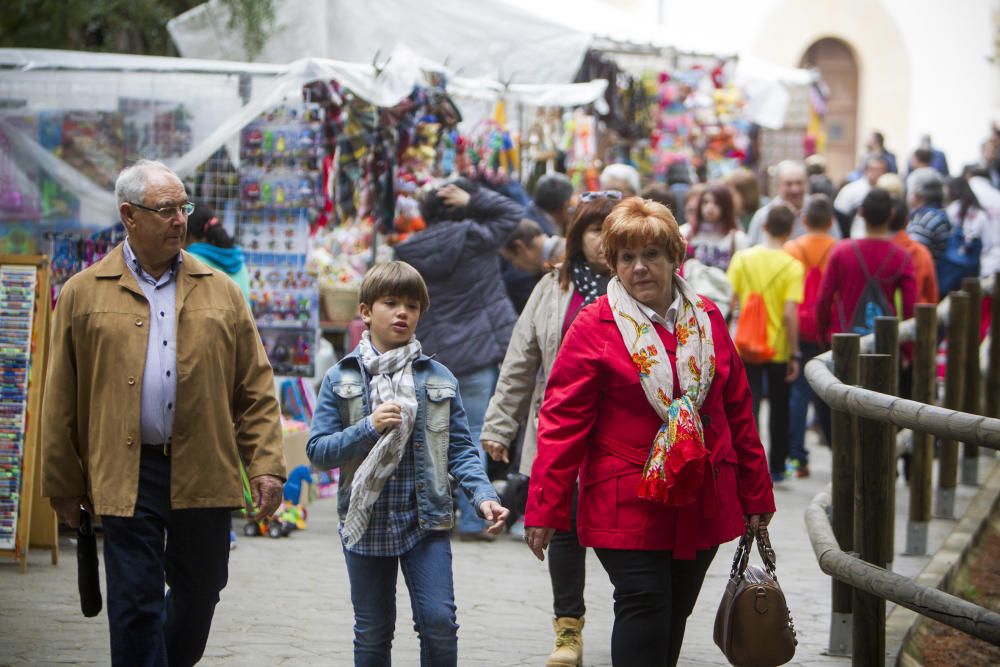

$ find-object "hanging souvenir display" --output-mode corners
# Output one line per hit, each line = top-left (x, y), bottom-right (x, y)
(239, 101), (324, 377)
(0, 264), (37, 550)
(648, 64), (750, 182)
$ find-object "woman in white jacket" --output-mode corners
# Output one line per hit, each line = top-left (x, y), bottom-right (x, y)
(480, 192), (617, 667)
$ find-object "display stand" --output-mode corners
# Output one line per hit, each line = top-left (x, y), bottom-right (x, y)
(0, 255), (56, 572)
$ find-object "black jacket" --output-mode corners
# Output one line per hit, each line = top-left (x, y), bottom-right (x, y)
(395, 188), (523, 376)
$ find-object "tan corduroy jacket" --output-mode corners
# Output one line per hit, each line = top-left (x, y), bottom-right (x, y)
(41, 244), (286, 516)
(481, 270), (574, 476)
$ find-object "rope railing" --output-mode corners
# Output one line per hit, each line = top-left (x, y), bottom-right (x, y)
(803, 274), (1000, 663)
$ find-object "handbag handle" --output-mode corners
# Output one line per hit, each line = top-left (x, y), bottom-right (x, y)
(730, 523), (778, 579)
(755, 525), (778, 578)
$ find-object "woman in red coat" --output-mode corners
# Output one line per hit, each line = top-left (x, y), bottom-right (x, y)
(524, 197), (775, 666)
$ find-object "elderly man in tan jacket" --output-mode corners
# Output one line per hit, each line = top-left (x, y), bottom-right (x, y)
(41, 160), (286, 667)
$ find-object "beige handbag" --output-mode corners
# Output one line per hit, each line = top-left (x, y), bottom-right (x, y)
(714, 525), (797, 667)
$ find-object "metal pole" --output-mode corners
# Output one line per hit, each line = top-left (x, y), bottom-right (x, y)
(961, 277), (982, 485)
(853, 354), (894, 667)
(873, 316), (899, 570)
(937, 291), (969, 518)
(829, 333), (860, 656)
(906, 305), (937, 555)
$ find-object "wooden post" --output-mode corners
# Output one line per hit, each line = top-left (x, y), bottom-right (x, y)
(961, 277), (982, 485)
(873, 316), (899, 569)
(853, 354), (894, 667)
(937, 291), (969, 519)
(829, 333), (860, 656)
(985, 274), (1000, 421)
(906, 305), (937, 555)
(874, 316), (900, 396)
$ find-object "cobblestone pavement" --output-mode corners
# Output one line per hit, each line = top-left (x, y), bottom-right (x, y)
(1, 433), (993, 666)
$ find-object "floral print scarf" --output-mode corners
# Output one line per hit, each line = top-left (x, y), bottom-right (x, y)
(608, 274), (716, 505)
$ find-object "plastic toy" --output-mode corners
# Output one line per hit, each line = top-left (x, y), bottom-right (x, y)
(242, 502), (307, 538)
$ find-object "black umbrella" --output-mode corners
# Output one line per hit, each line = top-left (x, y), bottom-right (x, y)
(77, 508), (102, 617)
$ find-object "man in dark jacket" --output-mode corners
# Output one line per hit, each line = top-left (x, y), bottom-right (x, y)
(504, 173), (574, 312)
(395, 180), (523, 538)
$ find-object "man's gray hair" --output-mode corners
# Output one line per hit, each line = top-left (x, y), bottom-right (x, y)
(115, 159), (177, 207)
(907, 167), (944, 204)
(863, 152), (888, 170)
(599, 163), (641, 196)
(774, 159), (806, 180)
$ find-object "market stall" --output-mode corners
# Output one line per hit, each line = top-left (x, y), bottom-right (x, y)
(0, 47), (609, 372)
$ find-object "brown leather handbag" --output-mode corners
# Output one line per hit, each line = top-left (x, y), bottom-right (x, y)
(714, 525), (797, 666)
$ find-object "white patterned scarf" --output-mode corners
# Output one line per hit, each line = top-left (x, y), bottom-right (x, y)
(608, 274), (717, 505)
(341, 331), (422, 546)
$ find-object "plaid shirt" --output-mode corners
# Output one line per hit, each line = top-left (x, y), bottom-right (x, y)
(340, 417), (427, 556)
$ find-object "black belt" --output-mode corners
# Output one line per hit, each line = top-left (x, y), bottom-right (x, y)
(142, 442), (171, 456)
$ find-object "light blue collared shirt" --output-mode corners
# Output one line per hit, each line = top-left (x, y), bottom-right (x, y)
(123, 240), (180, 445)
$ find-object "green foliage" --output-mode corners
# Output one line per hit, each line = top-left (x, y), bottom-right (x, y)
(0, 0), (275, 59)
(220, 0), (276, 61)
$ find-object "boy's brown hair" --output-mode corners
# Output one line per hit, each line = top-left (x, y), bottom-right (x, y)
(764, 203), (796, 238)
(359, 261), (430, 312)
(803, 194), (834, 230)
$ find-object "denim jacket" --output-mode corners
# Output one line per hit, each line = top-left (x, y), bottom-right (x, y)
(306, 346), (499, 531)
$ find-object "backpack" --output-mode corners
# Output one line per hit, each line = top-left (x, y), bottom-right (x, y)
(842, 241), (896, 336)
(734, 259), (791, 364)
(936, 217), (982, 295)
(794, 241), (832, 344)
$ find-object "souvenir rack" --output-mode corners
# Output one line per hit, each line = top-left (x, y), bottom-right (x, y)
(0, 255), (57, 572)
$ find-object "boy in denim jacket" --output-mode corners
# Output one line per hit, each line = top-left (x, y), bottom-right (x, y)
(307, 261), (508, 666)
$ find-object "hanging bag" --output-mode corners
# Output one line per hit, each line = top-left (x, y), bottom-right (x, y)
(843, 241), (896, 336)
(714, 525), (797, 667)
(795, 241), (832, 344)
(936, 217), (982, 295)
(734, 261), (790, 363)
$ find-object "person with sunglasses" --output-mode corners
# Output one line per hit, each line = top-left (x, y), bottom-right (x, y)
(481, 191), (619, 667)
(41, 159), (286, 667)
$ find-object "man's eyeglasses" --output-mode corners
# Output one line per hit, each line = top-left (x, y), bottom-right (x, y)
(129, 201), (195, 219)
(579, 190), (623, 203)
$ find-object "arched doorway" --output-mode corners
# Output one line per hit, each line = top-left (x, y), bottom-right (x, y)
(801, 38), (859, 184)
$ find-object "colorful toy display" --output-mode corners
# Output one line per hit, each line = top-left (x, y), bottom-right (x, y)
(0, 264), (38, 550)
(239, 102), (324, 378)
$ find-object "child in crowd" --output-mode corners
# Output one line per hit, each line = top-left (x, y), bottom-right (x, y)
(307, 261), (509, 666)
(728, 204), (805, 483)
(683, 182), (749, 271)
(783, 195), (838, 477)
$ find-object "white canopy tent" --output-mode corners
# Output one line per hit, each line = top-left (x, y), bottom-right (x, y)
(167, 0), (595, 85)
(0, 47), (607, 227)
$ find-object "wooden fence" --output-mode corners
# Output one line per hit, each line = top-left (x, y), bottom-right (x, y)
(804, 275), (1000, 664)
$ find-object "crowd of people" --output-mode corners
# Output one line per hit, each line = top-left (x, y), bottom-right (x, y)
(38, 121), (1000, 667)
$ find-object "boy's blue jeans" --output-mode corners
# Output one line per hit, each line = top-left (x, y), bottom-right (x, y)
(454, 366), (499, 534)
(343, 532), (458, 667)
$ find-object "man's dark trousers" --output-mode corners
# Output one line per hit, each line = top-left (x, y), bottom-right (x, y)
(101, 446), (231, 667)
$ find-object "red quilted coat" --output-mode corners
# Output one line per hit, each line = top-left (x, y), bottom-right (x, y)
(524, 295), (775, 559)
